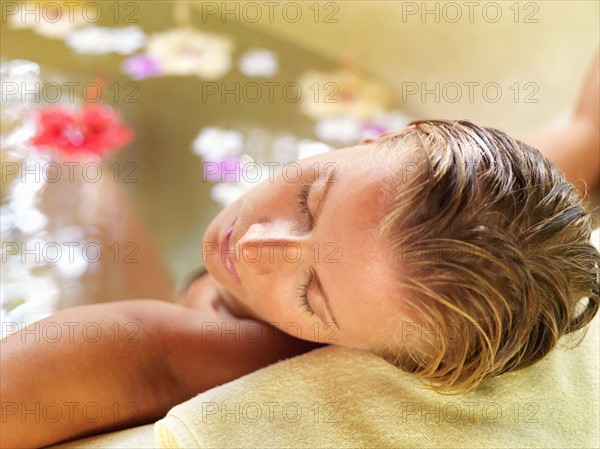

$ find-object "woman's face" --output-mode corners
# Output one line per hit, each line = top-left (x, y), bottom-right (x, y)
(202, 144), (402, 349)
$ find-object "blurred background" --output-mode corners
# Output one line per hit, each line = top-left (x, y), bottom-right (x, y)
(1, 1), (598, 331)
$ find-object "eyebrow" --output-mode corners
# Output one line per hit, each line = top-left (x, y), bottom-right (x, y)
(311, 168), (340, 329)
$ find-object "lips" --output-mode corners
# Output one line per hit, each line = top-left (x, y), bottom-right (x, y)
(220, 219), (240, 283)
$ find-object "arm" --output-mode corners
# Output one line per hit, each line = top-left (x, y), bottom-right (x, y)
(1, 298), (318, 448)
(73, 167), (176, 304)
(1, 300), (177, 448)
(528, 51), (600, 194)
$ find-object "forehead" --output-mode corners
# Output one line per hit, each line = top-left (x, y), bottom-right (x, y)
(310, 146), (401, 348)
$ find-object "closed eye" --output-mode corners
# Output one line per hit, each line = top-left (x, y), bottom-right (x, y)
(297, 269), (315, 316)
(297, 182), (314, 230)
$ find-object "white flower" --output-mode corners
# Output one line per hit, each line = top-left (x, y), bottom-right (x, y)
(147, 29), (233, 79)
(315, 116), (361, 144)
(8, 155), (49, 205)
(271, 134), (298, 164)
(1, 118), (37, 152)
(13, 207), (48, 235)
(0, 227), (91, 332)
(53, 226), (85, 242)
(65, 26), (146, 55)
(8, 2), (87, 39)
(49, 227), (89, 278)
(0, 207), (15, 234)
(1, 276), (58, 336)
(244, 128), (272, 159)
(210, 182), (249, 206)
(297, 69), (392, 121)
(55, 244), (89, 278)
(5, 155), (49, 235)
(1, 60), (40, 104)
(375, 111), (412, 132)
(238, 50), (278, 77)
(296, 140), (333, 160)
(192, 127), (244, 159)
(209, 161), (271, 206)
(1, 60), (40, 151)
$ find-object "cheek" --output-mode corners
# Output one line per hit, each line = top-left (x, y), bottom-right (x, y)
(245, 276), (294, 320)
(244, 276), (342, 344)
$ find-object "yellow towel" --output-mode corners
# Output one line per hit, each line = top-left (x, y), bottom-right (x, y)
(155, 230), (600, 449)
(50, 228), (599, 448)
(154, 228), (600, 448)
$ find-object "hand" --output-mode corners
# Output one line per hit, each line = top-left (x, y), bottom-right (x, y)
(528, 50), (599, 194)
(177, 271), (220, 312)
(172, 272), (324, 398)
(178, 271), (261, 321)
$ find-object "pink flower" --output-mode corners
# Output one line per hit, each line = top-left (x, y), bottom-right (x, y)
(203, 155), (242, 183)
(30, 104), (133, 158)
(121, 54), (162, 80)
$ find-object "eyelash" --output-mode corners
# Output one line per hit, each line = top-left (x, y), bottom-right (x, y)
(297, 269), (315, 317)
(297, 183), (314, 230)
(296, 183), (315, 316)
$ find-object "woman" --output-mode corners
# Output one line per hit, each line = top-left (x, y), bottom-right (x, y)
(2, 55), (599, 448)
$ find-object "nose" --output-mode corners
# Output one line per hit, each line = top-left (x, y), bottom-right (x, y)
(236, 222), (309, 276)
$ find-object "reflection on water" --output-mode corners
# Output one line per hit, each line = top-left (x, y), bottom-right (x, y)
(1, 60), (175, 335)
(1, 1), (598, 335)
(1, 2), (405, 334)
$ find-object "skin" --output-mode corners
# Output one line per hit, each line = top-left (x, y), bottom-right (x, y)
(1, 52), (598, 448)
(1, 283), (320, 448)
(202, 146), (403, 350)
(0, 145), (403, 449)
(529, 51), (600, 194)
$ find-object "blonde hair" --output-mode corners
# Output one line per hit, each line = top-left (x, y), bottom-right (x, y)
(371, 120), (599, 392)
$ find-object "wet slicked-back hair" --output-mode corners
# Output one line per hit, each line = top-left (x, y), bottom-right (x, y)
(372, 120), (599, 392)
